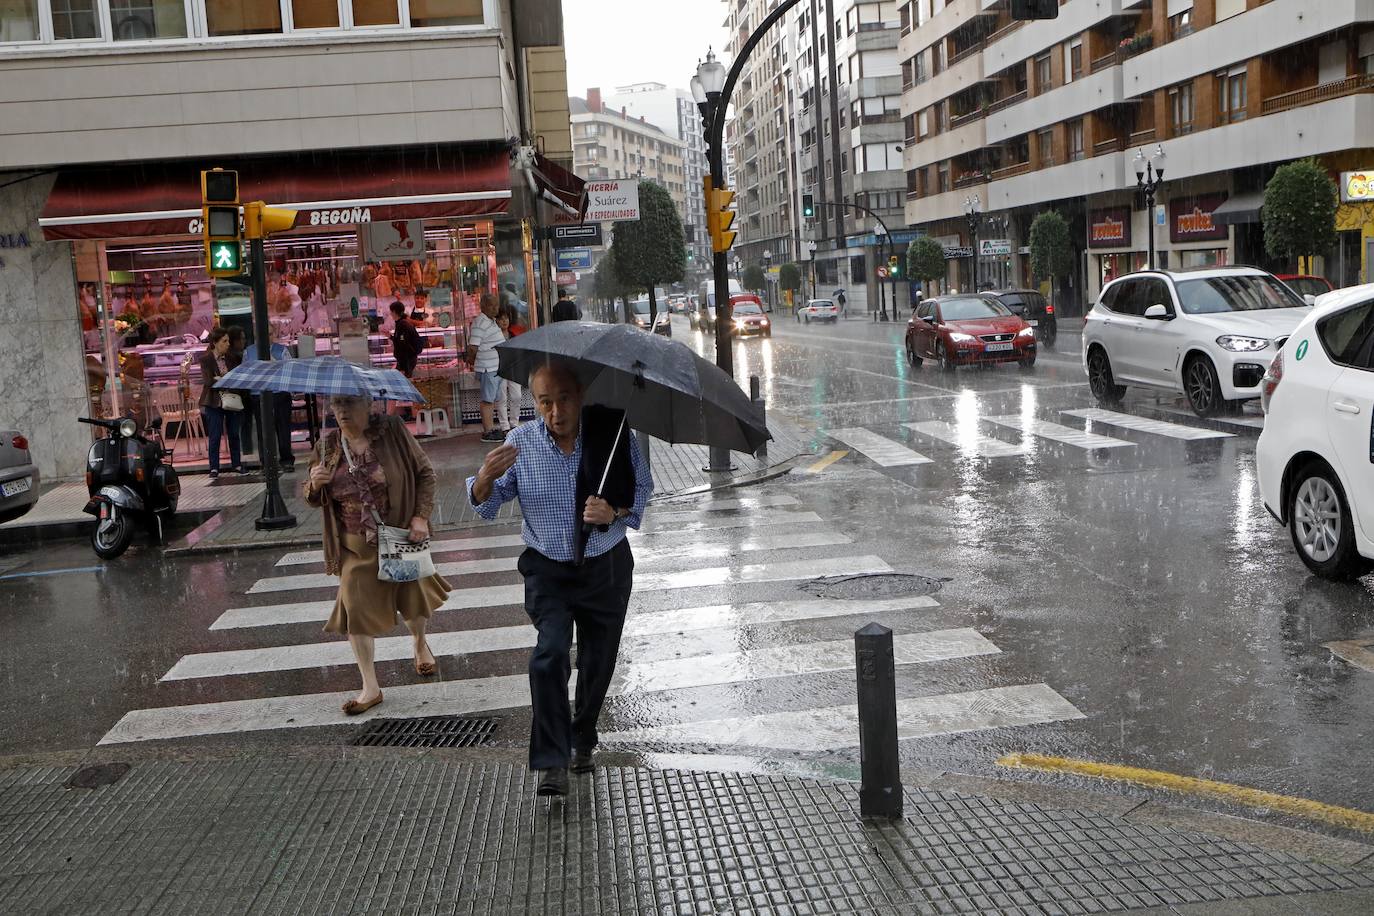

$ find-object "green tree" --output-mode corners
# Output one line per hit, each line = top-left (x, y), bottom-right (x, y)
(592, 256), (631, 320)
(1029, 211), (1073, 308)
(610, 180), (686, 324)
(1264, 157), (1339, 272)
(778, 262), (802, 294)
(742, 264), (767, 293)
(906, 236), (946, 299)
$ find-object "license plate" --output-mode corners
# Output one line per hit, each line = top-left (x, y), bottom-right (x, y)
(1, 477), (31, 497)
(1028, 320), (1038, 327)
(985, 342), (1013, 352)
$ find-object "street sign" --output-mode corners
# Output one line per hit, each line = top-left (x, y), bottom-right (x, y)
(551, 224), (603, 248)
(556, 248), (593, 270)
(556, 271), (576, 286)
(584, 179), (641, 222)
(876, 266), (889, 279)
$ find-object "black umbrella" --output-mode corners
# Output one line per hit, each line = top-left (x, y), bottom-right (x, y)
(495, 322), (770, 454)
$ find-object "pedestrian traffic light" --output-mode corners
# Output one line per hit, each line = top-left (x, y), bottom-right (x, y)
(243, 201), (298, 239)
(802, 193), (816, 219)
(1010, 0), (1057, 20)
(201, 168), (242, 278)
(888, 255), (902, 279)
(705, 177), (737, 254)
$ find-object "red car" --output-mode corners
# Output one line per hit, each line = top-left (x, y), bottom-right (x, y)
(906, 294), (1037, 371)
(1275, 274), (1333, 302)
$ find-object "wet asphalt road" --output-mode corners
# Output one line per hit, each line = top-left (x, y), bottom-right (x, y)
(3, 312), (1373, 825)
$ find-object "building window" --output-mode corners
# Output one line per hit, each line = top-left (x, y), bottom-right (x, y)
(205, 0), (284, 35)
(49, 0), (98, 38)
(918, 109), (929, 139)
(1068, 40), (1083, 81)
(938, 163), (950, 193)
(1035, 53), (1052, 93)
(1037, 128), (1054, 167)
(409, 0), (482, 27)
(351, 0), (400, 27)
(1218, 69), (1247, 124)
(291, 0), (339, 28)
(1169, 10), (1192, 40)
(1, 0), (40, 40)
(107, 0), (187, 39)
(1169, 82), (1194, 136)
(1068, 119), (1084, 161)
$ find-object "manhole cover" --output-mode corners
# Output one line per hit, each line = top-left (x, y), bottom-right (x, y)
(352, 715), (499, 748)
(66, 763), (131, 790)
(801, 573), (946, 600)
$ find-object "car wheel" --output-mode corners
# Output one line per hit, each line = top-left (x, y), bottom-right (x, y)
(1087, 347), (1126, 406)
(906, 338), (923, 367)
(1019, 352), (1037, 370)
(1184, 355), (1225, 418)
(938, 341), (957, 373)
(1288, 461), (1372, 580)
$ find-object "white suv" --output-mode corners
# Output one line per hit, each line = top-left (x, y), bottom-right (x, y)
(1084, 267), (1310, 416)
(1257, 284), (1374, 579)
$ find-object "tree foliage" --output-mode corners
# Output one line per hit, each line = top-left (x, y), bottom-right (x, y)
(1264, 158), (1339, 267)
(778, 262), (802, 293)
(742, 265), (767, 293)
(610, 180), (686, 321)
(1029, 211), (1073, 282)
(592, 256), (630, 304)
(906, 236), (946, 291)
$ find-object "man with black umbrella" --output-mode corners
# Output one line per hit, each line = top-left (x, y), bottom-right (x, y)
(467, 361), (653, 798)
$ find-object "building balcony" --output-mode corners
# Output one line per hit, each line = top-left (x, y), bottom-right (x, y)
(990, 161), (1031, 181)
(907, 151), (1127, 227)
(985, 89), (1027, 117)
(1092, 136), (1124, 157)
(1261, 74), (1374, 116)
(902, 47), (984, 117)
(984, 0), (1132, 77)
(986, 65), (1124, 145)
(1128, 127), (1156, 146)
(906, 118), (986, 171)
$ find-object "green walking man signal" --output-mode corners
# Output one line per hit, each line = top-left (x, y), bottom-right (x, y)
(209, 241), (241, 273)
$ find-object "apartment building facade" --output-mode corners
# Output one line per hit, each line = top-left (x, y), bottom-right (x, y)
(0, 0), (576, 480)
(902, 0), (1374, 313)
(603, 83), (712, 281)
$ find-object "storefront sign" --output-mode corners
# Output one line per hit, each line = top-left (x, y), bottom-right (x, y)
(583, 180), (641, 222)
(1088, 207), (1132, 249)
(555, 248), (593, 270)
(556, 271), (577, 286)
(943, 246), (974, 259)
(361, 220), (424, 261)
(1341, 170), (1374, 202)
(0, 231), (29, 269)
(550, 224), (604, 248)
(979, 239), (1013, 257)
(1169, 194), (1229, 243)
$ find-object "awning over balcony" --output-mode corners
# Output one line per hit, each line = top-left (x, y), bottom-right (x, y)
(1210, 190), (1264, 227)
(38, 145), (583, 241)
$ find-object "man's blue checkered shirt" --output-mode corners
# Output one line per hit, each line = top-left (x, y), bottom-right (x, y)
(466, 419), (654, 562)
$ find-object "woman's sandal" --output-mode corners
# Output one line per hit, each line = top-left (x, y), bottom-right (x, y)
(342, 692), (383, 716)
(415, 659), (437, 677)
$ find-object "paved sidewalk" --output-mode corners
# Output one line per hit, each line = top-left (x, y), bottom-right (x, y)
(2, 750), (1372, 915)
(165, 418), (809, 555)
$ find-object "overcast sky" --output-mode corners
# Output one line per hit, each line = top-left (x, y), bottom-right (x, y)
(563, 0), (731, 98)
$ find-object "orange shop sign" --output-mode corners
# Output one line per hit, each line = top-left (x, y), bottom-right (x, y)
(1088, 207), (1131, 249)
(1169, 194), (1229, 243)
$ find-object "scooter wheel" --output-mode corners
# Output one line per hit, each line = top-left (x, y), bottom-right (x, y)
(92, 513), (135, 559)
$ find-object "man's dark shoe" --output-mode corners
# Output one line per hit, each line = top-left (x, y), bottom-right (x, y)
(536, 768), (568, 797)
(570, 748), (594, 774)
(480, 429), (504, 443)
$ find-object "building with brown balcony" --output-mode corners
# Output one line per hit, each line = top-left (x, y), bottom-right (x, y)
(571, 92), (689, 222)
(901, 0), (1374, 312)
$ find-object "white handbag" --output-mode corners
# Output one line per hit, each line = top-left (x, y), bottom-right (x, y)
(219, 391), (245, 412)
(340, 436), (436, 583)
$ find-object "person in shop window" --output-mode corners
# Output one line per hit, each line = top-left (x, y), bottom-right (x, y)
(466, 292), (507, 443)
(198, 327), (245, 480)
(504, 283), (529, 323)
(389, 300), (423, 423)
(494, 304), (525, 434)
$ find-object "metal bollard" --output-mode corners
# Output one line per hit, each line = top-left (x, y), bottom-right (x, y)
(856, 623), (902, 818)
(749, 375), (768, 460)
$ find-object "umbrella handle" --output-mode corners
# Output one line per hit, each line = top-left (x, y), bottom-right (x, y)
(596, 415), (626, 496)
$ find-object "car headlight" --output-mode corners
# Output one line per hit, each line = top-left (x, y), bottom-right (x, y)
(1217, 335), (1270, 352)
(734, 318), (746, 326)
(948, 332), (976, 343)
(1017, 326), (1035, 338)
(118, 418), (138, 438)
(761, 319), (770, 326)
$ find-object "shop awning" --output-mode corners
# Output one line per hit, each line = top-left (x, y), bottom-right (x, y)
(526, 154), (587, 220)
(1211, 191), (1265, 227)
(38, 146), (583, 242)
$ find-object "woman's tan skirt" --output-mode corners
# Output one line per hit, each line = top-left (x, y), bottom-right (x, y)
(325, 532), (452, 637)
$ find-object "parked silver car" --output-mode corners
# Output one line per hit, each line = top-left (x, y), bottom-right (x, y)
(0, 430), (38, 524)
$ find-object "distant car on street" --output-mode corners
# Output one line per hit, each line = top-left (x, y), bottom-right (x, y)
(1257, 283), (1374, 579)
(1276, 274), (1334, 303)
(629, 297), (672, 337)
(1084, 267), (1310, 417)
(693, 293), (765, 334)
(729, 300), (772, 337)
(981, 289), (1057, 348)
(797, 299), (839, 323)
(0, 430), (38, 525)
(906, 295), (1037, 371)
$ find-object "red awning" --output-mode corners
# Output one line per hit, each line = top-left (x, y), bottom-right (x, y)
(528, 153), (587, 220)
(39, 146), (524, 241)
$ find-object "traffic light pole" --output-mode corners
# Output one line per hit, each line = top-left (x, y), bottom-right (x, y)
(249, 236), (296, 531)
(816, 199), (894, 322)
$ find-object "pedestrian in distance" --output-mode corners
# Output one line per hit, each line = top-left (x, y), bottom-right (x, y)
(495, 305), (525, 434)
(198, 327), (244, 480)
(238, 319), (299, 471)
(390, 300), (423, 422)
(550, 289), (581, 322)
(466, 292), (507, 442)
(468, 362), (653, 798)
(303, 393), (451, 716)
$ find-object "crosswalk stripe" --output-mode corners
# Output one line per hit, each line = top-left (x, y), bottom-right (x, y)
(212, 554), (894, 630)
(164, 595), (940, 682)
(600, 684), (1085, 752)
(983, 416), (1135, 451)
(248, 530), (859, 596)
(1154, 404), (1265, 430)
(1060, 408), (1235, 441)
(826, 428), (932, 467)
(276, 534), (526, 567)
(648, 494), (800, 523)
(100, 629), (995, 745)
(644, 509), (825, 535)
(905, 421), (1027, 458)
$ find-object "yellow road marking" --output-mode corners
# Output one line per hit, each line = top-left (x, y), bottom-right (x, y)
(998, 753), (1374, 834)
(806, 450), (849, 474)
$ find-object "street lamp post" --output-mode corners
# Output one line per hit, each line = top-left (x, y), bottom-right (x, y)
(1134, 145), (1167, 270)
(964, 194), (983, 293)
(694, 0), (802, 471)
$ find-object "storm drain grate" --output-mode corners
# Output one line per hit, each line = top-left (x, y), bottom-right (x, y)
(801, 573), (947, 600)
(351, 716), (500, 748)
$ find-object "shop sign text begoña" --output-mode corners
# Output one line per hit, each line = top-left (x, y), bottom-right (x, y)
(188, 207), (369, 234)
(583, 180), (640, 222)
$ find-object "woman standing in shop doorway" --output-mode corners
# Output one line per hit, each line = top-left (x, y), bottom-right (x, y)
(303, 394), (451, 715)
(198, 327), (244, 480)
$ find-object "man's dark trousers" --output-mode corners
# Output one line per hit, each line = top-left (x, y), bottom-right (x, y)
(518, 539), (634, 769)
